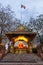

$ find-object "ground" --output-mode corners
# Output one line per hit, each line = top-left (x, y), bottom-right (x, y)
(0, 53), (43, 65)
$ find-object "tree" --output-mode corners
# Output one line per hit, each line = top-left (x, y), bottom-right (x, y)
(9, 18), (21, 31)
(0, 4), (15, 35)
(27, 15), (43, 44)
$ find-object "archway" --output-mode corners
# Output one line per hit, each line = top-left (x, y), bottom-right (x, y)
(12, 36), (29, 54)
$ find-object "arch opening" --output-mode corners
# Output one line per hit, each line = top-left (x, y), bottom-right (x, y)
(14, 41), (28, 49)
(14, 41), (29, 54)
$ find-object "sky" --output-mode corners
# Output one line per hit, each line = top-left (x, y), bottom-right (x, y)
(0, 0), (43, 22)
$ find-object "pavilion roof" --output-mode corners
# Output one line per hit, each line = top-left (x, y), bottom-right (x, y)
(5, 25), (36, 41)
(5, 24), (36, 34)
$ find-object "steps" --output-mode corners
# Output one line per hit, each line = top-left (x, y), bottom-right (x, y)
(0, 62), (43, 65)
(0, 53), (43, 65)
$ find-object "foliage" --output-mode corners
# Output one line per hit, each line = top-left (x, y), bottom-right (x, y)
(0, 4), (14, 33)
(26, 15), (43, 44)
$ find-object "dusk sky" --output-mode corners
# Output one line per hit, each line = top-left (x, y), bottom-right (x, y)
(0, 0), (43, 22)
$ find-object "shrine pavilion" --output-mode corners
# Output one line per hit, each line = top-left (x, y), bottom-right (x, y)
(5, 25), (36, 54)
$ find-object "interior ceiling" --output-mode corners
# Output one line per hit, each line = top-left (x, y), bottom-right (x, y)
(13, 36), (28, 43)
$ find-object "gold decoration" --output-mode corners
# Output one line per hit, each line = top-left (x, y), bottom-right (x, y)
(18, 25), (24, 30)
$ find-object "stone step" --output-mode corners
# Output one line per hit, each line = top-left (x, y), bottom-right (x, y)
(0, 62), (43, 65)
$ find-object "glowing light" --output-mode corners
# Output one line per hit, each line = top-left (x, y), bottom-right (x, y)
(18, 42), (25, 48)
(14, 36), (28, 42)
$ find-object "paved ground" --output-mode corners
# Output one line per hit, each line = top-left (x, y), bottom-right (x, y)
(0, 53), (42, 63)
